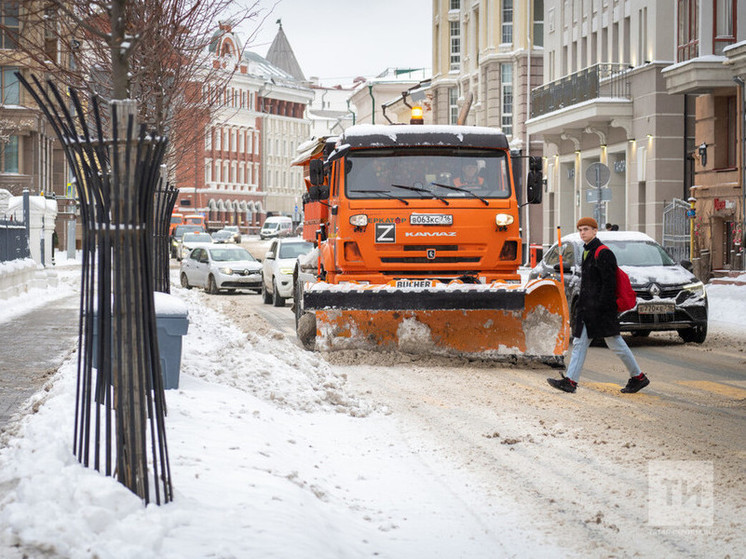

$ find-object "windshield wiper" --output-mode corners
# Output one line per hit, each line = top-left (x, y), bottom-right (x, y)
(356, 189), (409, 205)
(390, 183), (450, 205)
(430, 182), (489, 206)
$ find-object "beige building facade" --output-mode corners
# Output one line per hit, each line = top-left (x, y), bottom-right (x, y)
(527, 0), (687, 248)
(430, 0), (545, 249)
(662, 0), (746, 275)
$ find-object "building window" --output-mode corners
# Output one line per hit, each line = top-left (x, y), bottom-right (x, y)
(501, 63), (513, 137)
(2, 135), (18, 172)
(533, 0), (544, 48)
(502, 0), (513, 44)
(715, 95), (737, 169)
(450, 0), (459, 9)
(205, 127), (212, 150)
(449, 87), (458, 124)
(205, 160), (212, 183)
(677, 0), (699, 62)
(1, 66), (19, 104)
(0, 2), (18, 50)
(450, 20), (460, 71)
(714, 0), (736, 55)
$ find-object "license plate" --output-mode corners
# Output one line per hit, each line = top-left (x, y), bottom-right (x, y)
(410, 213), (453, 226)
(638, 303), (674, 315)
(395, 279), (435, 288)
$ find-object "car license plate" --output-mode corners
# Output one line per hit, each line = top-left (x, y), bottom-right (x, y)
(395, 279), (435, 288)
(410, 213), (453, 226)
(638, 303), (674, 315)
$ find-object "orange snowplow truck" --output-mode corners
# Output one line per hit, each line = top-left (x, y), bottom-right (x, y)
(292, 124), (569, 364)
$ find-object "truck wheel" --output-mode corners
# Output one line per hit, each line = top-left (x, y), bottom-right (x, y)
(272, 279), (285, 307)
(296, 312), (316, 350)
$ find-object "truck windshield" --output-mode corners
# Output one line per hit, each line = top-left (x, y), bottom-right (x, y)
(345, 149), (511, 200)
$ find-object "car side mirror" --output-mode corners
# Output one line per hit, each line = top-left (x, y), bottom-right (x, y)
(553, 262), (572, 273)
(680, 259), (693, 272)
(265, 252), (275, 260)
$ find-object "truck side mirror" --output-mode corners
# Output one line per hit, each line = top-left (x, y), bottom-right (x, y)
(308, 185), (330, 201)
(309, 159), (324, 186)
(526, 156), (543, 204)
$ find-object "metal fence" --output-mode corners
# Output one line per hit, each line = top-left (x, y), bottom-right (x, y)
(663, 198), (691, 262)
(0, 219), (29, 262)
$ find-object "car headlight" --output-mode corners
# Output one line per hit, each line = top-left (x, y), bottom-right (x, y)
(220, 267), (233, 275)
(495, 214), (514, 227)
(682, 281), (705, 298)
(279, 267), (294, 275)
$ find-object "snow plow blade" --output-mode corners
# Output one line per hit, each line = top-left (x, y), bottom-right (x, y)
(303, 279), (569, 361)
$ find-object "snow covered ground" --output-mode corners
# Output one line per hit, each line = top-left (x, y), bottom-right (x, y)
(0, 256), (744, 558)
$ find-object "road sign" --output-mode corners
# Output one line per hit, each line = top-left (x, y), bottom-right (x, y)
(585, 162), (610, 188)
(585, 187), (612, 203)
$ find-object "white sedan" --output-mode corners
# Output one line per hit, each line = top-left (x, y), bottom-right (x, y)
(180, 246), (262, 294)
(261, 237), (314, 306)
(177, 232), (214, 260)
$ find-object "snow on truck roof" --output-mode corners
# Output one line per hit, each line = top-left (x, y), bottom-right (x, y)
(339, 124), (510, 150)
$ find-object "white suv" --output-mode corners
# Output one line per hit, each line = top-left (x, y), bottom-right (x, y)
(261, 237), (314, 307)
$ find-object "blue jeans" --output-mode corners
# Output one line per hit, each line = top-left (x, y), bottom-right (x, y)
(565, 324), (642, 383)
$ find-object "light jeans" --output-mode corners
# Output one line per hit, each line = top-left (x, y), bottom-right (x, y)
(565, 324), (642, 383)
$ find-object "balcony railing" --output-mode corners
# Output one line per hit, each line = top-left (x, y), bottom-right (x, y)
(530, 63), (632, 119)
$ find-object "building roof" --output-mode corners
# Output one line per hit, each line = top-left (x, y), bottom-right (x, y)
(265, 21), (306, 82)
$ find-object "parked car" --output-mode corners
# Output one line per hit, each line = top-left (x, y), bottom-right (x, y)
(261, 237), (314, 307)
(222, 225), (242, 243)
(170, 224), (205, 258)
(211, 230), (234, 244)
(259, 216), (293, 240)
(177, 232), (213, 261)
(528, 231), (708, 343)
(180, 246), (262, 294)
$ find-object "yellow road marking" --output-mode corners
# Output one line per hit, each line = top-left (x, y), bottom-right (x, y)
(677, 380), (746, 400)
(584, 382), (659, 400)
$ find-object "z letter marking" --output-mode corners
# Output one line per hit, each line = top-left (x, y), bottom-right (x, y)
(375, 223), (396, 243)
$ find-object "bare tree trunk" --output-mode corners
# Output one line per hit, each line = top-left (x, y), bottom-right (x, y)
(110, 0), (130, 100)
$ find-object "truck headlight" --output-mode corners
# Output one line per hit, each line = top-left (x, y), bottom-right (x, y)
(349, 214), (368, 227)
(495, 214), (514, 227)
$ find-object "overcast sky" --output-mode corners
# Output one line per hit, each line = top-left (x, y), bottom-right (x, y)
(239, 0), (432, 85)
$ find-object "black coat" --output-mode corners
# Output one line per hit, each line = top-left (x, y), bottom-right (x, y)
(573, 236), (620, 338)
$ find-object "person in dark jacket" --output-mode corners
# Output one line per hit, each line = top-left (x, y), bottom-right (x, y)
(547, 217), (650, 394)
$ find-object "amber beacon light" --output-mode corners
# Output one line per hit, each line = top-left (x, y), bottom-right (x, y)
(410, 106), (424, 124)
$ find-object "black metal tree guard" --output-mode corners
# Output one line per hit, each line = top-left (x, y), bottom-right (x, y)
(152, 172), (178, 294)
(18, 75), (173, 505)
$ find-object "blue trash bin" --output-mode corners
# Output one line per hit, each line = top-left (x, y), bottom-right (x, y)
(153, 292), (189, 389)
(91, 292), (189, 390)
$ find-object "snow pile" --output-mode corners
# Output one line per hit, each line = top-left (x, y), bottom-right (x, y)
(175, 288), (375, 417)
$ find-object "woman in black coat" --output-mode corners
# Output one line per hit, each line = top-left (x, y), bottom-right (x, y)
(547, 217), (650, 394)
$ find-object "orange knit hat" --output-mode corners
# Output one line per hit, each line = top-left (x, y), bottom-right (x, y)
(576, 217), (598, 229)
